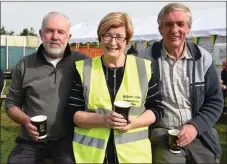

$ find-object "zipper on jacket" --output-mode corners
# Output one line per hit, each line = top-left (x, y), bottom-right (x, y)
(113, 69), (117, 96)
(54, 71), (57, 84)
(49, 69), (57, 84)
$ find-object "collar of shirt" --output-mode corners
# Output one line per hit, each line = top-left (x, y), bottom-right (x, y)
(161, 43), (192, 60)
(43, 52), (63, 67)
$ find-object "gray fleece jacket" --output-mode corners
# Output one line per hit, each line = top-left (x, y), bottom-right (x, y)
(139, 40), (223, 157)
(5, 44), (88, 141)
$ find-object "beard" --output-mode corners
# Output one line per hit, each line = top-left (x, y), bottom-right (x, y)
(43, 41), (67, 59)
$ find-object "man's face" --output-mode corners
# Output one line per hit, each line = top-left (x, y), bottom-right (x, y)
(159, 10), (191, 50)
(39, 14), (71, 59)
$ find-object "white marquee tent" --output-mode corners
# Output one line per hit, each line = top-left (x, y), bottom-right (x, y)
(70, 8), (226, 43)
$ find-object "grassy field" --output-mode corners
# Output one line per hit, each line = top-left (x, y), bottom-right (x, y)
(1, 80), (20, 163)
(0, 79), (226, 164)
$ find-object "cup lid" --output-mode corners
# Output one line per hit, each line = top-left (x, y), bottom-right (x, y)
(31, 115), (47, 122)
(168, 129), (180, 135)
(114, 101), (131, 108)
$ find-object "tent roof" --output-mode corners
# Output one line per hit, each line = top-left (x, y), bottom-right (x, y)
(70, 8), (226, 43)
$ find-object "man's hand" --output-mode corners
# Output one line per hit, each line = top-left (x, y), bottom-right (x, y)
(177, 124), (198, 147)
(24, 118), (39, 141)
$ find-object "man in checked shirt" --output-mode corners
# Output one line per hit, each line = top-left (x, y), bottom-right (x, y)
(139, 2), (223, 164)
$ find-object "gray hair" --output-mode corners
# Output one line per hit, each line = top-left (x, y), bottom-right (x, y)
(157, 3), (192, 28)
(41, 12), (71, 31)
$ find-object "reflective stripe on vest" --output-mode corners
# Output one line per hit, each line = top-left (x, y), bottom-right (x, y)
(73, 132), (105, 149)
(73, 56), (152, 163)
(73, 128), (148, 147)
(115, 129), (148, 144)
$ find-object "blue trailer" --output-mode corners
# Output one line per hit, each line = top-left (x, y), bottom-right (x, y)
(0, 35), (39, 73)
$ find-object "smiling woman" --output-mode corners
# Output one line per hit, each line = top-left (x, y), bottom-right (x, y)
(97, 12), (134, 67)
(67, 11), (164, 164)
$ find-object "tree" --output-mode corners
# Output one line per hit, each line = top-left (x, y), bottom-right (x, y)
(1, 26), (8, 35)
(19, 27), (37, 36)
(8, 30), (15, 35)
(1, 26), (15, 35)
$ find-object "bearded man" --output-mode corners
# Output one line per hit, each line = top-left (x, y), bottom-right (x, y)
(5, 12), (88, 164)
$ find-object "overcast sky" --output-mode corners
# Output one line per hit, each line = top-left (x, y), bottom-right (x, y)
(1, 1), (226, 35)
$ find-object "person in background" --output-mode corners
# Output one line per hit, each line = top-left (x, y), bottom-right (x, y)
(0, 68), (4, 94)
(139, 2), (223, 164)
(220, 60), (227, 114)
(66, 12), (164, 163)
(127, 44), (138, 56)
(5, 12), (88, 164)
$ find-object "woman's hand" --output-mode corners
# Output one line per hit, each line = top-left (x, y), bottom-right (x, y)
(104, 111), (127, 129)
(117, 110), (156, 133)
(117, 117), (136, 133)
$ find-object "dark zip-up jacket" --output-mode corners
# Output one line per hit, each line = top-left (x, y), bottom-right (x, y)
(139, 40), (223, 157)
(5, 44), (89, 141)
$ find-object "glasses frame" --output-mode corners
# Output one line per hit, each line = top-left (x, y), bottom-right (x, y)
(102, 35), (126, 43)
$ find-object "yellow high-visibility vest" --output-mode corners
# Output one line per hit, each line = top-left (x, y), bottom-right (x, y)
(73, 55), (152, 163)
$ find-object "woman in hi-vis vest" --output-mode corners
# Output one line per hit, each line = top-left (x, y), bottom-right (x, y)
(66, 12), (164, 163)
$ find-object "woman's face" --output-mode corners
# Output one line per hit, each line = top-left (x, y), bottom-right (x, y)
(101, 26), (127, 59)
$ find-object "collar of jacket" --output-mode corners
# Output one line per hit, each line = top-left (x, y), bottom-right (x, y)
(36, 43), (72, 61)
(151, 39), (201, 61)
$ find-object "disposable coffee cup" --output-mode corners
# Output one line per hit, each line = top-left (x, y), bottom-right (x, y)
(168, 129), (181, 154)
(114, 101), (131, 121)
(31, 115), (47, 140)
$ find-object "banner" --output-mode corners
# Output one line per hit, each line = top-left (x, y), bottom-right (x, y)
(131, 41), (136, 49)
(77, 43), (80, 49)
(96, 42), (100, 48)
(210, 35), (217, 45)
(87, 43), (90, 50)
(193, 37), (200, 45)
(144, 41), (148, 48)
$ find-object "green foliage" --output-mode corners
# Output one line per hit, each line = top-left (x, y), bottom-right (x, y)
(0, 25), (37, 36)
(1, 26), (8, 35)
(19, 27), (37, 36)
(0, 26), (15, 35)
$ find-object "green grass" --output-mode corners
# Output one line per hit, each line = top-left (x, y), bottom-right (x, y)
(1, 102), (20, 163)
(0, 80), (226, 164)
(1, 80), (20, 163)
(219, 132), (227, 164)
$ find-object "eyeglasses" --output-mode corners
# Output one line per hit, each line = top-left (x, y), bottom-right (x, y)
(102, 35), (126, 43)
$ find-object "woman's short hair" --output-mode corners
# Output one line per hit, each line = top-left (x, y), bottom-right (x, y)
(97, 12), (134, 44)
(157, 3), (192, 28)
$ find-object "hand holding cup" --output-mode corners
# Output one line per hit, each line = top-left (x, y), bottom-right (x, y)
(25, 118), (39, 141)
(114, 101), (131, 121)
(168, 129), (181, 154)
(104, 111), (127, 129)
(30, 115), (47, 140)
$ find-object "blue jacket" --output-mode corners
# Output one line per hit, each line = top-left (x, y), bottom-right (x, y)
(139, 40), (223, 157)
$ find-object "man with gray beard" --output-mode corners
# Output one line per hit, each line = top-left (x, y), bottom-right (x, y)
(5, 12), (88, 164)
